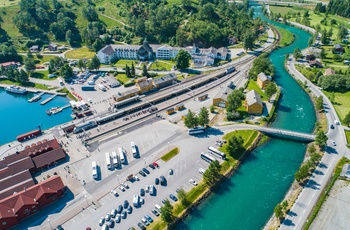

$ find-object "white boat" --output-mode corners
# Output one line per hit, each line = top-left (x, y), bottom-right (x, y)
(5, 85), (27, 94)
(46, 107), (62, 115)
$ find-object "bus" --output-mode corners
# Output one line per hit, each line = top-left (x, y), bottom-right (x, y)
(188, 127), (206, 135)
(208, 146), (226, 160)
(111, 151), (119, 168)
(105, 152), (112, 170)
(200, 152), (215, 163)
(130, 142), (138, 158)
(91, 161), (98, 179)
(118, 147), (125, 164)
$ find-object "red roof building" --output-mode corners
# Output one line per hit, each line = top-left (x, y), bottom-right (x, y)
(0, 204), (19, 230)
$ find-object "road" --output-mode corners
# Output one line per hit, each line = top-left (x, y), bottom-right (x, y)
(279, 57), (348, 229)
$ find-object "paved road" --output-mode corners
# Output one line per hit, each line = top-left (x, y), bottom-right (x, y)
(279, 57), (348, 230)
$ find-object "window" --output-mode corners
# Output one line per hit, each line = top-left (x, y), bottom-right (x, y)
(2, 221), (7, 225)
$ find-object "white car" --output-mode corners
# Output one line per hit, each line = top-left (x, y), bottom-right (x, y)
(145, 185), (149, 193)
(134, 175), (140, 181)
(118, 186), (126, 192)
(332, 140), (336, 146)
(111, 189), (118, 196)
(199, 168), (205, 174)
(189, 179), (198, 186)
(99, 217), (105, 226)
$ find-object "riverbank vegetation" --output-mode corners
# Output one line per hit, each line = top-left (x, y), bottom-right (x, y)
(304, 157), (350, 229)
(149, 130), (260, 229)
(275, 27), (295, 47)
(249, 53), (275, 79)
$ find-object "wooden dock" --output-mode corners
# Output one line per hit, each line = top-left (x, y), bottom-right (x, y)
(40, 94), (57, 105)
(28, 92), (45, 103)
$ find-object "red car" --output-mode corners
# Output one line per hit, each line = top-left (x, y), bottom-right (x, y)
(152, 162), (159, 168)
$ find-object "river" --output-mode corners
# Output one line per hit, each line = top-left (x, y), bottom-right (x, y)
(176, 5), (316, 230)
(0, 88), (71, 146)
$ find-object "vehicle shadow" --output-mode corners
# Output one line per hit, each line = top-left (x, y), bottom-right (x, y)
(282, 219), (296, 227)
(305, 179), (320, 190)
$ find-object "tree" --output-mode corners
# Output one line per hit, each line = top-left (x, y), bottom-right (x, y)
(175, 50), (191, 70)
(66, 30), (74, 46)
(243, 32), (254, 51)
(226, 135), (244, 157)
(92, 38), (103, 52)
(198, 107), (209, 127)
(315, 130), (328, 149)
(77, 59), (86, 71)
(131, 62), (135, 76)
(87, 55), (100, 70)
(60, 64), (73, 81)
(265, 82), (277, 101)
(343, 111), (350, 126)
(125, 65), (131, 78)
(295, 163), (310, 182)
(210, 105), (215, 113)
(203, 160), (222, 186)
(282, 200), (288, 211)
(184, 109), (198, 129)
(320, 48), (326, 60)
(141, 64), (149, 77)
(274, 203), (283, 219)
(310, 152), (322, 164)
(18, 69), (29, 83)
(293, 48), (302, 60)
(24, 57), (36, 76)
(227, 90), (245, 113)
(160, 199), (173, 223)
(177, 187), (189, 206)
(308, 36), (314, 46)
(308, 143), (316, 154)
(315, 96), (323, 111)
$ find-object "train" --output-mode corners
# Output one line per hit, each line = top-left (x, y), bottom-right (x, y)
(95, 110), (126, 125)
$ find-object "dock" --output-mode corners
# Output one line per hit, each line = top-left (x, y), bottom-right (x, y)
(40, 94), (57, 105)
(28, 92), (45, 103)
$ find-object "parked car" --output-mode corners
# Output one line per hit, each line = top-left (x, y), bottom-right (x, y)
(176, 188), (180, 193)
(145, 214), (153, 223)
(117, 205), (123, 213)
(127, 205), (133, 214)
(105, 214), (111, 221)
(111, 189), (119, 197)
(111, 209), (117, 218)
(141, 217), (149, 226)
(134, 175), (140, 181)
(151, 209), (160, 216)
(142, 168), (150, 174)
(123, 200), (129, 208)
(121, 210), (127, 219)
(169, 169), (173, 175)
(118, 186), (125, 192)
(189, 179), (198, 186)
(155, 178), (159, 185)
(169, 194), (178, 201)
(137, 222), (146, 230)
(152, 162), (159, 168)
(332, 140), (336, 146)
(199, 168), (205, 174)
(149, 163), (155, 169)
(330, 124), (334, 129)
(139, 170), (146, 177)
(162, 199), (167, 204)
(140, 188), (145, 196)
(123, 183), (129, 189)
(160, 176), (166, 185)
(115, 214), (121, 223)
(145, 185), (149, 193)
(140, 197), (144, 204)
(107, 221), (114, 228)
(99, 217), (105, 226)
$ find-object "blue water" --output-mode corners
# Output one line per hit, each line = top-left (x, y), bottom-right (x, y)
(176, 6), (316, 230)
(0, 88), (71, 145)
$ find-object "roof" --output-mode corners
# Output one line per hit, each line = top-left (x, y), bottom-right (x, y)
(49, 43), (57, 47)
(136, 79), (153, 89)
(115, 88), (139, 99)
(246, 90), (263, 107)
(0, 204), (17, 218)
(31, 148), (66, 169)
(309, 60), (323, 67)
(324, 68), (335, 76)
(105, 75), (120, 86)
(101, 45), (114, 56)
(0, 170), (34, 200)
(0, 62), (19, 67)
(153, 73), (177, 85)
(257, 72), (269, 82)
(0, 157), (35, 180)
(213, 86), (233, 102)
(334, 44), (343, 49)
(217, 47), (228, 57)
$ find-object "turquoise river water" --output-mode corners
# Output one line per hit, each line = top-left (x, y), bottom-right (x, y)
(0, 89), (71, 145)
(176, 6), (316, 230)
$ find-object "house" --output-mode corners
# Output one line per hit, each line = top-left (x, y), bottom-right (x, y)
(303, 47), (322, 57)
(309, 60), (323, 68)
(29, 45), (39, 52)
(257, 72), (270, 89)
(152, 73), (177, 88)
(212, 86), (233, 108)
(244, 90), (263, 115)
(156, 44), (181, 60)
(135, 78), (153, 93)
(324, 68), (335, 76)
(105, 75), (120, 88)
(334, 44), (344, 53)
(47, 43), (58, 51)
(305, 54), (316, 62)
(114, 88), (140, 102)
(0, 61), (20, 69)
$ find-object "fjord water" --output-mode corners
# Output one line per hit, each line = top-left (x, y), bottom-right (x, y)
(0, 89), (71, 145)
(176, 6), (316, 230)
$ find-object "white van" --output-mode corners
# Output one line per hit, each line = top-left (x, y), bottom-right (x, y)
(98, 83), (107, 91)
(155, 204), (162, 212)
(334, 120), (340, 125)
(92, 161), (98, 179)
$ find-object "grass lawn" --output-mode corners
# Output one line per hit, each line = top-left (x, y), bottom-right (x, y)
(114, 59), (137, 68)
(149, 61), (174, 71)
(276, 26), (294, 47)
(0, 6), (22, 39)
(246, 80), (267, 101)
(345, 130), (350, 146)
(34, 55), (57, 65)
(0, 78), (52, 90)
(160, 147), (179, 162)
(98, 14), (123, 29)
(65, 47), (96, 59)
(115, 73), (130, 83)
(56, 87), (77, 101)
(323, 91), (350, 123)
(269, 5), (307, 16)
(31, 70), (57, 80)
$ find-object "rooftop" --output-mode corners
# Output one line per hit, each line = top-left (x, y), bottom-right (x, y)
(246, 90), (263, 106)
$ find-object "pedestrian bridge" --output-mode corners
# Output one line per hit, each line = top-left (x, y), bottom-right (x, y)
(222, 124), (315, 142)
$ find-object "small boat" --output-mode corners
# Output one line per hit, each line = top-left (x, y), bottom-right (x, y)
(5, 85), (27, 94)
(46, 107), (62, 115)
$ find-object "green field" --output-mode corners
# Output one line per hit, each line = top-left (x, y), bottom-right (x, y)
(276, 26), (295, 47)
(0, 6), (22, 39)
(34, 55), (57, 65)
(246, 80), (267, 101)
(345, 130), (350, 146)
(269, 5), (307, 16)
(149, 60), (174, 71)
(31, 70), (57, 80)
(323, 91), (350, 122)
(98, 14), (123, 29)
(114, 59), (137, 68)
(65, 47), (96, 59)
(114, 73), (130, 83)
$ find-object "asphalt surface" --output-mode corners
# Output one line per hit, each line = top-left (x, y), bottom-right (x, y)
(279, 58), (348, 230)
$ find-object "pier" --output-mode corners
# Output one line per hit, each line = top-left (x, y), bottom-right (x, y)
(40, 94), (57, 105)
(28, 92), (45, 103)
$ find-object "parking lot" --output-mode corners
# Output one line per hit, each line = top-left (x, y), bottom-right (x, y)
(61, 120), (225, 230)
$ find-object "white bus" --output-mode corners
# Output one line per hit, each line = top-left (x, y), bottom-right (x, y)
(200, 152), (215, 163)
(98, 83), (107, 92)
(130, 141), (137, 158)
(188, 127), (206, 135)
(111, 151), (119, 168)
(92, 161), (98, 179)
(118, 148), (125, 164)
(208, 146), (226, 160)
(105, 152), (112, 169)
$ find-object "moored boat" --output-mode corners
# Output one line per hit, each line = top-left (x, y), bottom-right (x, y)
(5, 85), (27, 94)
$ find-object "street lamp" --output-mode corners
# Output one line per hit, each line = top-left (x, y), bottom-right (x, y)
(47, 218), (53, 230)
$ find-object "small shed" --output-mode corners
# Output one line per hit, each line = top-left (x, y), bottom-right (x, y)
(198, 94), (208, 101)
(166, 108), (175, 115)
(175, 103), (185, 111)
